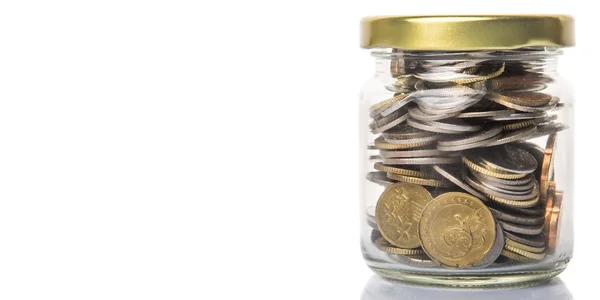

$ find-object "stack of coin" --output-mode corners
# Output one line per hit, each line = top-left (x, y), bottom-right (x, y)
(366, 50), (566, 269)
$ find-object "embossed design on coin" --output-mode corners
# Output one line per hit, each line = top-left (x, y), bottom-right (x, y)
(472, 220), (504, 268)
(376, 183), (434, 249)
(418, 192), (496, 268)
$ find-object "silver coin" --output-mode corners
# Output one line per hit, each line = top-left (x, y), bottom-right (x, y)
(378, 93), (417, 117)
(489, 206), (544, 226)
(370, 229), (383, 244)
(483, 126), (537, 147)
(366, 207), (377, 229)
(527, 122), (568, 139)
(436, 134), (500, 152)
(416, 93), (482, 111)
(464, 174), (539, 201)
(370, 109), (409, 134)
(468, 168), (533, 186)
(432, 166), (487, 200)
(381, 122), (437, 139)
(407, 105), (459, 121)
(486, 111), (547, 121)
(422, 119), (482, 133)
(499, 220), (544, 236)
(407, 118), (465, 134)
(438, 125), (503, 146)
(478, 179), (533, 195)
(456, 109), (515, 119)
(473, 144), (538, 174)
(553, 103), (565, 111)
(368, 155), (382, 162)
(366, 171), (396, 187)
(383, 134), (440, 145)
(417, 97), (482, 115)
(414, 71), (484, 84)
(385, 85), (414, 93)
(382, 156), (461, 165)
(379, 148), (449, 158)
(504, 231), (546, 248)
(387, 253), (439, 267)
(473, 220), (504, 268)
(499, 204), (546, 217)
(474, 172), (535, 191)
(515, 141), (544, 179)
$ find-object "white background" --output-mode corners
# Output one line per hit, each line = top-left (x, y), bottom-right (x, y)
(0, 1), (596, 299)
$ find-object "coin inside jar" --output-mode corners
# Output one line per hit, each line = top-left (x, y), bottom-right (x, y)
(437, 125), (502, 146)
(418, 192), (496, 269)
(488, 206), (544, 225)
(468, 144), (538, 174)
(547, 190), (563, 254)
(540, 134), (557, 203)
(472, 221), (505, 268)
(376, 183), (434, 249)
(432, 166), (487, 200)
(483, 126), (537, 147)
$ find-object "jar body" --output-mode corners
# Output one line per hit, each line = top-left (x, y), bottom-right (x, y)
(360, 48), (573, 287)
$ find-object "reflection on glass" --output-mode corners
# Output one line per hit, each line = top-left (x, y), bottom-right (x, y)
(361, 275), (572, 300)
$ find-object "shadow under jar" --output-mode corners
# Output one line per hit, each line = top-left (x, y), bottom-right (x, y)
(359, 15), (575, 288)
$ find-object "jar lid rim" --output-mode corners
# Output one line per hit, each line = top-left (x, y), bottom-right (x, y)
(360, 15), (575, 50)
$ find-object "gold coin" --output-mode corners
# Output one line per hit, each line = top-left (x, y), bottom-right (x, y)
(387, 173), (451, 188)
(505, 238), (546, 253)
(374, 237), (426, 255)
(374, 137), (433, 150)
(376, 183), (434, 249)
(501, 249), (532, 262)
(540, 133), (557, 204)
(502, 115), (555, 131)
(373, 163), (433, 178)
(489, 92), (552, 107)
(451, 63), (505, 84)
(484, 193), (539, 208)
(547, 189), (563, 255)
(370, 94), (409, 114)
(418, 192), (496, 269)
(504, 244), (546, 260)
(462, 156), (527, 179)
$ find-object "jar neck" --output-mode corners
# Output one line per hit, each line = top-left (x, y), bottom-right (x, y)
(372, 48), (561, 78)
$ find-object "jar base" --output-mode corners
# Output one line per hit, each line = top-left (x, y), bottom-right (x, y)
(368, 265), (567, 288)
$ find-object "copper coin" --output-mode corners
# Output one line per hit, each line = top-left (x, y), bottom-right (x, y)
(540, 133), (557, 204)
(547, 189), (563, 255)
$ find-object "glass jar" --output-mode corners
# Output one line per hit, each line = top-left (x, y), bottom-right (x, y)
(359, 15), (575, 287)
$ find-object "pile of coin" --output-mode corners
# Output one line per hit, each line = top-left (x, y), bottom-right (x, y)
(366, 50), (566, 269)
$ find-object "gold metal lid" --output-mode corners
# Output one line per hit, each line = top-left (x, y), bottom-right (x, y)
(360, 15), (575, 50)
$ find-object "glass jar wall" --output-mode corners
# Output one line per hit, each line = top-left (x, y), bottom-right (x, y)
(359, 16), (575, 287)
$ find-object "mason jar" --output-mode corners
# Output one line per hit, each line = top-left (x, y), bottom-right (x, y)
(359, 15), (575, 287)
